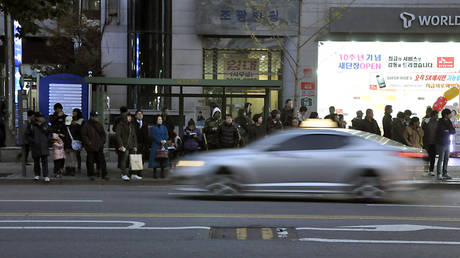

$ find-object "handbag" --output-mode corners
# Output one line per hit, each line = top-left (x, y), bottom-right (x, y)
(67, 127), (82, 151)
(129, 153), (144, 171)
(155, 146), (169, 160)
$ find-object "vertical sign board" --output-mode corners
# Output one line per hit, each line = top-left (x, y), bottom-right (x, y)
(39, 74), (89, 122)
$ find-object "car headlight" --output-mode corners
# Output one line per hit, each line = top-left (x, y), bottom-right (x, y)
(176, 160), (205, 167)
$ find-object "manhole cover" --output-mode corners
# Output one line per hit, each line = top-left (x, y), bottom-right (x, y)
(210, 227), (297, 240)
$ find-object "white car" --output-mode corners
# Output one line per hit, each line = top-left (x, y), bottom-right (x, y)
(171, 129), (426, 200)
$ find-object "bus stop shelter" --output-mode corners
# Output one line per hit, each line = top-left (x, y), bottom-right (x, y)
(84, 77), (282, 133)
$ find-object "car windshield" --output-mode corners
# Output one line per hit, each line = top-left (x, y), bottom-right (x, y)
(347, 130), (406, 147)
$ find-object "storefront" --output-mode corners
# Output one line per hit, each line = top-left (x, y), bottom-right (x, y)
(316, 7), (460, 123)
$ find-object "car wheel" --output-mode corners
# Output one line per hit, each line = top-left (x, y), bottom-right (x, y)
(205, 173), (240, 196)
(351, 175), (385, 201)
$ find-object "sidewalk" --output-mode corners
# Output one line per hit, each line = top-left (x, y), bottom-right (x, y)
(0, 161), (172, 185)
(2, 158), (460, 188)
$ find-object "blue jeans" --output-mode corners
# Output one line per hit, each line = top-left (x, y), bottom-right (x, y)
(437, 144), (450, 176)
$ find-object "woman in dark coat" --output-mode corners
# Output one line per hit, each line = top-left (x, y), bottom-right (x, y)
(149, 115), (169, 178)
(27, 113), (51, 182)
(72, 108), (85, 172)
(183, 119), (202, 155)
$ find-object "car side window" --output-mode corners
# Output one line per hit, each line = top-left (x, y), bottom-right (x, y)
(275, 134), (349, 151)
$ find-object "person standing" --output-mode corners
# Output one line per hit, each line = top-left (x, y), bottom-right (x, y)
(403, 109), (412, 126)
(183, 119), (202, 155)
(81, 112), (108, 180)
(383, 105), (393, 138)
(49, 103), (67, 136)
(203, 107), (222, 150)
(403, 117), (424, 148)
(435, 109), (456, 180)
(249, 114), (266, 142)
(391, 112), (407, 145)
(361, 109), (381, 135)
(351, 110), (364, 130)
(149, 115), (169, 179)
(281, 99), (294, 126)
(421, 106), (433, 129)
(63, 116), (81, 176)
(51, 133), (65, 178)
(115, 112), (139, 181)
(72, 108), (85, 172)
(134, 110), (150, 164)
(267, 110), (283, 134)
(218, 114), (240, 149)
(234, 108), (250, 146)
(423, 110), (438, 176)
(27, 113), (51, 182)
(324, 106), (338, 122)
(298, 106), (309, 122)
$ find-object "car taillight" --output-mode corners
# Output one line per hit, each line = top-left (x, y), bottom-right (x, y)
(396, 152), (427, 158)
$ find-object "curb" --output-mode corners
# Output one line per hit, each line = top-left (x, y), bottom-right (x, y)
(0, 178), (173, 186)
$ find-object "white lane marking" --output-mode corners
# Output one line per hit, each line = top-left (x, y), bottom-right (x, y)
(0, 200), (103, 203)
(299, 238), (460, 245)
(0, 220), (210, 230)
(296, 224), (460, 232)
(367, 204), (460, 209)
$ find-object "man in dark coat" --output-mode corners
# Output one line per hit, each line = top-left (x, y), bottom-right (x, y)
(267, 110), (283, 134)
(324, 106), (338, 123)
(27, 113), (51, 182)
(49, 103), (67, 137)
(249, 114), (266, 142)
(361, 109), (381, 135)
(423, 110), (438, 176)
(351, 110), (364, 130)
(81, 112), (108, 180)
(281, 99), (294, 126)
(234, 108), (250, 146)
(115, 112), (139, 181)
(134, 110), (150, 162)
(20, 110), (35, 165)
(382, 105), (393, 138)
(391, 112), (407, 145)
(218, 114), (240, 149)
(435, 109), (456, 180)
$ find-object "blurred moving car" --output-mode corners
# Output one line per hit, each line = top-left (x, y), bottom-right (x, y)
(171, 128), (426, 200)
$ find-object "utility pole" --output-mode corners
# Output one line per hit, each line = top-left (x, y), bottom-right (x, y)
(293, 0), (303, 112)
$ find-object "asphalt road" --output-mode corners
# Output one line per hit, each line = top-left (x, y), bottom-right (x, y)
(2, 186), (460, 257)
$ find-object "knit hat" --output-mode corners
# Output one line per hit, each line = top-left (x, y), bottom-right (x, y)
(212, 107), (221, 117)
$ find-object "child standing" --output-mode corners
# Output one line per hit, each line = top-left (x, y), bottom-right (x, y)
(28, 113), (51, 182)
(52, 133), (65, 178)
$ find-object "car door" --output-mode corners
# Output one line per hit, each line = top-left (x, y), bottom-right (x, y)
(250, 133), (350, 192)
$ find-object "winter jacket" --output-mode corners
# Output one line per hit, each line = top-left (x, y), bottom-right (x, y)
(351, 118), (363, 130)
(435, 118), (456, 146)
(135, 119), (150, 155)
(281, 107), (294, 126)
(114, 113), (137, 150)
(405, 126), (424, 149)
(64, 118), (84, 150)
(49, 112), (67, 135)
(382, 114), (392, 138)
(391, 118), (406, 144)
(52, 134), (65, 160)
(249, 124), (266, 142)
(423, 118), (437, 146)
(361, 118), (381, 135)
(218, 123), (240, 148)
(162, 115), (175, 140)
(81, 119), (106, 152)
(203, 118), (222, 146)
(28, 122), (50, 158)
(183, 127), (202, 152)
(149, 125), (169, 168)
(267, 119), (283, 134)
(234, 110), (250, 145)
(23, 120), (34, 145)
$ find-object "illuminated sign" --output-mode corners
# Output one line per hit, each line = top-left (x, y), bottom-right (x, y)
(317, 41), (460, 123)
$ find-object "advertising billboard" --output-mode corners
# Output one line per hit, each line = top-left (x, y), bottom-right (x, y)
(317, 41), (460, 123)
